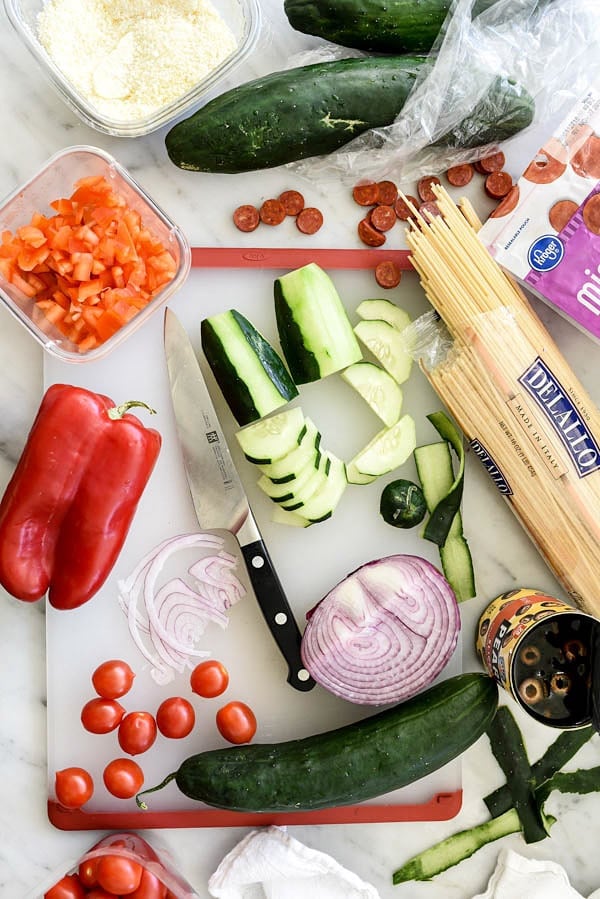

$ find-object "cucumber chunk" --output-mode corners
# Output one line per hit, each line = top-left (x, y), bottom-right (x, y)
(298, 456), (347, 522)
(280, 453), (333, 511)
(258, 418), (321, 483)
(351, 415), (416, 477)
(346, 460), (377, 485)
(275, 263), (363, 383)
(271, 506), (312, 527)
(201, 309), (298, 426)
(356, 299), (411, 333)
(380, 479), (427, 528)
(353, 319), (413, 385)
(341, 361), (403, 428)
(236, 407), (306, 464)
(257, 455), (320, 503)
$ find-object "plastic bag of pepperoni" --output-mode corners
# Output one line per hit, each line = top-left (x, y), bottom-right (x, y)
(293, 0), (600, 184)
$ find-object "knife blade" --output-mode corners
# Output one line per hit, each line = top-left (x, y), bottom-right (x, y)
(164, 307), (315, 692)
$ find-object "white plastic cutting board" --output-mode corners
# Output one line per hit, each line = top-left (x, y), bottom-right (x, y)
(43, 249), (463, 830)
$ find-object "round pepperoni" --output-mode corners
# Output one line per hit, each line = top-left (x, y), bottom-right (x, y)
(490, 185), (520, 219)
(549, 199), (578, 232)
(417, 176), (441, 203)
(352, 180), (380, 206)
(418, 200), (441, 219)
(358, 218), (386, 247)
(376, 180), (398, 206)
(369, 204), (397, 232)
(296, 207), (323, 234)
(278, 189), (305, 216)
(523, 152), (566, 185)
(259, 199), (286, 226)
(484, 171), (513, 199)
(478, 152), (506, 174)
(582, 194), (600, 235)
(473, 160), (488, 174)
(572, 134), (600, 179)
(375, 260), (402, 289)
(394, 195), (418, 221)
(233, 204), (260, 233)
(446, 163), (474, 187)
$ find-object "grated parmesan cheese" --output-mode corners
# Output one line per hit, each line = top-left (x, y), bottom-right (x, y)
(37, 0), (238, 123)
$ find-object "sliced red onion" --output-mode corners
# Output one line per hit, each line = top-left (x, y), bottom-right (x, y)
(118, 533), (246, 684)
(300, 554), (460, 706)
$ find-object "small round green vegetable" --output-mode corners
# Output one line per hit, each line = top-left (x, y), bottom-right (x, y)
(380, 479), (427, 529)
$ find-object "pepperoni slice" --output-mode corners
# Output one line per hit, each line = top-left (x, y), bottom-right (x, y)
(523, 152), (566, 185)
(473, 160), (488, 174)
(296, 207), (324, 234)
(394, 195), (418, 221)
(376, 180), (398, 206)
(446, 163), (474, 187)
(582, 194), (600, 235)
(484, 171), (513, 199)
(369, 205), (397, 232)
(418, 201), (441, 219)
(233, 204), (260, 233)
(549, 199), (578, 232)
(571, 134), (600, 179)
(489, 185), (520, 219)
(279, 189), (305, 216)
(417, 176), (441, 203)
(375, 260), (402, 289)
(478, 152), (506, 174)
(352, 180), (380, 206)
(259, 199), (286, 226)
(358, 218), (386, 247)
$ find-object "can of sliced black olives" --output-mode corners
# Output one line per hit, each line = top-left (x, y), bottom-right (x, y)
(476, 587), (599, 729)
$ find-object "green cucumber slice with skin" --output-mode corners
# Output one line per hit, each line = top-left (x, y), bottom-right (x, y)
(275, 263), (362, 384)
(236, 407), (307, 464)
(257, 418), (321, 483)
(297, 456), (347, 522)
(346, 460), (377, 485)
(271, 506), (312, 527)
(280, 453), (333, 511)
(355, 299), (411, 333)
(201, 309), (298, 427)
(351, 414), (416, 478)
(422, 411), (465, 545)
(136, 673), (498, 812)
(341, 361), (403, 428)
(257, 455), (321, 503)
(165, 56), (535, 174)
(353, 319), (413, 385)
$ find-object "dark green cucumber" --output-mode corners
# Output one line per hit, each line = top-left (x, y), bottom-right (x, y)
(201, 309), (298, 426)
(284, 0), (499, 54)
(137, 673), (498, 812)
(165, 57), (534, 174)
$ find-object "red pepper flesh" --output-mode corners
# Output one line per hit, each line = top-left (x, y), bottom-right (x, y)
(0, 383), (161, 610)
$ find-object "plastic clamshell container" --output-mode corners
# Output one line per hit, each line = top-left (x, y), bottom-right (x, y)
(3, 0), (261, 136)
(0, 145), (191, 363)
(28, 831), (201, 897)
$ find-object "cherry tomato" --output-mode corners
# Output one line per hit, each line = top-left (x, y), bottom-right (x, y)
(44, 873), (86, 899)
(92, 659), (136, 699)
(81, 697), (125, 734)
(103, 757), (144, 799)
(78, 858), (99, 887)
(96, 855), (143, 894)
(127, 868), (168, 899)
(216, 701), (257, 744)
(118, 710), (157, 755)
(54, 767), (94, 809)
(86, 889), (118, 899)
(156, 696), (195, 739)
(190, 659), (229, 698)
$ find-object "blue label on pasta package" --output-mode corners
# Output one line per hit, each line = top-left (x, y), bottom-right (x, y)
(518, 358), (600, 476)
(527, 235), (564, 272)
(470, 438), (513, 494)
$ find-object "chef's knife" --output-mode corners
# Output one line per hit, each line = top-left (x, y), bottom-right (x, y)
(164, 307), (315, 692)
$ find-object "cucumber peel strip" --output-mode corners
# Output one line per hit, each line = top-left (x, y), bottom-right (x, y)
(422, 411), (465, 546)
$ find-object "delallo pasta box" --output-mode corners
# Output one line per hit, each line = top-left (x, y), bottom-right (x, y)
(479, 88), (600, 343)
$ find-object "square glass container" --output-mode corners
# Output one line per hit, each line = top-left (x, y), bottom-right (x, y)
(28, 832), (201, 897)
(3, 0), (260, 137)
(0, 145), (191, 363)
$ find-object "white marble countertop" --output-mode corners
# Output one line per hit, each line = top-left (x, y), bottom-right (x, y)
(1, 1), (600, 897)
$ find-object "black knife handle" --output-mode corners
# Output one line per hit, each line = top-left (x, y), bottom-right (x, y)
(241, 539), (315, 692)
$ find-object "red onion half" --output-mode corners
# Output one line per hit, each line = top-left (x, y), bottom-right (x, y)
(300, 554), (460, 705)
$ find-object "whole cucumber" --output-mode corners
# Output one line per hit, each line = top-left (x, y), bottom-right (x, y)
(165, 56), (534, 174)
(137, 673), (498, 812)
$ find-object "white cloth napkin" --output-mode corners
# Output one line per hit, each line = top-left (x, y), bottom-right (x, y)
(207, 825), (381, 899)
(473, 848), (599, 899)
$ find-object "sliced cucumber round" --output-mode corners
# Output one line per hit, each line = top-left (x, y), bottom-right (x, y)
(345, 460), (377, 485)
(354, 319), (413, 386)
(271, 506), (312, 528)
(351, 414), (416, 477)
(299, 456), (347, 522)
(356, 299), (411, 333)
(236, 406), (306, 464)
(341, 361), (403, 428)
(281, 453), (333, 511)
(258, 418), (321, 483)
(257, 454), (320, 503)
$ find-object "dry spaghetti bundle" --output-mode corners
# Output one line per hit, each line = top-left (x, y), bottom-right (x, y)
(406, 185), (600, 617)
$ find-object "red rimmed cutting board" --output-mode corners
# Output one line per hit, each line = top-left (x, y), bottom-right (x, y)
(44, 247), (463, 830)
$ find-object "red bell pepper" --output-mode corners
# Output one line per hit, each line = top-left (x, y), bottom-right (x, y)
(0, 383), (161, 610)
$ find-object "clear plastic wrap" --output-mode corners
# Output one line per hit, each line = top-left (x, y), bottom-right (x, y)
(293, 0), (600, 182)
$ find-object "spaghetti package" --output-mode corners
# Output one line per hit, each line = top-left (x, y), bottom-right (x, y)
(406, 186), (600, 618)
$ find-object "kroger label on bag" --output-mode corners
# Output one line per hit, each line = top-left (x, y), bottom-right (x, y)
(480, 89), (600, 343)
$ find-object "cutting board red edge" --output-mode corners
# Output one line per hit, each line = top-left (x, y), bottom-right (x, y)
(46, 245), (462, 831)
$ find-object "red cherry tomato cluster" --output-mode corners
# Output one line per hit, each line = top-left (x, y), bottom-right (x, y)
(44, 854), (175, 899)
(189, 659), (257, 744)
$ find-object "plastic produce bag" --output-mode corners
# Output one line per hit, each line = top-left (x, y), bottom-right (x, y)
(293, 0), (600, 182)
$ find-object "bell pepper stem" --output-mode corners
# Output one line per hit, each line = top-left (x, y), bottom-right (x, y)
(108, 400), (157, 420)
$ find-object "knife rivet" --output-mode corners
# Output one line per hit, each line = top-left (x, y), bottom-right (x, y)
(251, 555), (265, 568)
(297, 669), (311, 681)
(275, 612), (288, 625)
